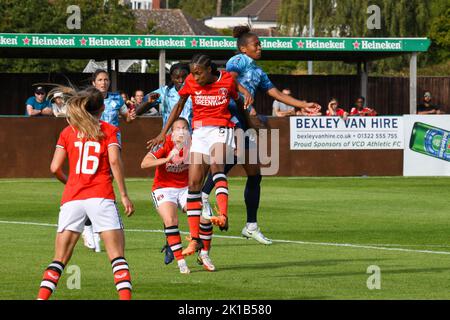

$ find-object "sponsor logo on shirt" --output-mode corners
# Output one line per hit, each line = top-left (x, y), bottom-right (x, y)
(193, 95), (227, 107)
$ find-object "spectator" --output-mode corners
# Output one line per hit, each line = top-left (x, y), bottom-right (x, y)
(134, 89), (158, 116)
(25, 86), (52, 116)
(350, 96), (377, 116)
(417, 91), (443, 115)
(120, 91), (135, 111)
(51, 92), (67, 117)
(326, 98), (348, 118)
(272, 88), (296, 117)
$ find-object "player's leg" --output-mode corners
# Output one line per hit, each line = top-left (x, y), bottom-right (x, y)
(82, 218), (96, 250)
(209, 139), (233, 231)
(241, 161), (272, 245)
(154, 189), (190, 274)
(88, 198), (132, 300)
(101, 230), (132, 300)
(37, 231), (79, 300)
(182, 152), (209, 256)
(197, 215), (215, 271)
(37, 201), (85, 300)
(201, 162), (235, 219)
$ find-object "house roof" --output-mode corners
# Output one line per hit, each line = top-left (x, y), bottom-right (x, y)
(134, 9), (219, 35)
(234, 0), (281, 21)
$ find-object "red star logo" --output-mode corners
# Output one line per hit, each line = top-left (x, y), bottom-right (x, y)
(136, 38), (143, 46)
(22, 37), (30, 45)
(296, 40), (304, 48)
(190, 39), (198, 47)
(80, 38), (87, 46)
(353, 41), (360, 49)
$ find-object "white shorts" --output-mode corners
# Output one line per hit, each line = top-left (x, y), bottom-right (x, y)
(57, 198), (123, 234)
(191, 126), (235, 156)
(152, 187), (188, 211)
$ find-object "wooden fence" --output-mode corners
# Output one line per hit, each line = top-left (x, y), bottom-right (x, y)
(0, 73), (448, 116)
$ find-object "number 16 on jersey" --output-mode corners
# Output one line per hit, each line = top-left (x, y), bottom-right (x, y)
(74, 141), (101, 174)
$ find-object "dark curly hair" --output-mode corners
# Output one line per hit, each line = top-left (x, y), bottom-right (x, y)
(232, 25), (258, 51)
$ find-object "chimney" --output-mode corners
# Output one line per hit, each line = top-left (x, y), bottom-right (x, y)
(152, 0), (160, 9)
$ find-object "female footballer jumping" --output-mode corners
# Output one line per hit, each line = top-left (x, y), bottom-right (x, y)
(147, 54), (248, 256)
(201, 26), (321, 245)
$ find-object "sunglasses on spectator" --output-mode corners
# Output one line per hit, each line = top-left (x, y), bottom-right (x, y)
(36, 92), (45, 95)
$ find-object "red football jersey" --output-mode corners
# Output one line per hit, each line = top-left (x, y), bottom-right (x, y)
(350, 107), (377, 116)
(150, 135), (189, 191)
(56, 121), (120, 205)
(326, 108), (346, 116)
(178, 70), (239, 129)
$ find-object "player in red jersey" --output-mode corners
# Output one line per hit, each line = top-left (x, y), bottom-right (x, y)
(148, 54), (248, 256)
(36, 87), (135, 300)
(141, 118), (216, 272)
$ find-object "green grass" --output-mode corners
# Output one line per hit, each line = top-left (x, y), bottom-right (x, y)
(1, 177), (450, 300)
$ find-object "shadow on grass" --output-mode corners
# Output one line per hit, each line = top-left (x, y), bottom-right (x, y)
(290, 266), (450, 278)
(218, 258), (388, 272)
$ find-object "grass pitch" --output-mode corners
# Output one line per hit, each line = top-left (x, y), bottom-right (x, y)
(0, 177), (450, 300)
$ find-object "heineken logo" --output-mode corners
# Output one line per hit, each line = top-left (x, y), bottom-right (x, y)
(0, 36), (18, 45)
(352, 40), (402, 50)
(0, 33), (427, 52)
(297, 40), (346, 49)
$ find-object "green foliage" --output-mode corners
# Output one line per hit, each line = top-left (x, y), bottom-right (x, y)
(179, 0), (215, 19)
(0, 0), (137, 72)
(429, 7), (450, 63)
(277, 0), (448, 75)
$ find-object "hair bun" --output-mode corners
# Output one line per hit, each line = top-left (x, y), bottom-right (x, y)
(233, 25), (251, 38)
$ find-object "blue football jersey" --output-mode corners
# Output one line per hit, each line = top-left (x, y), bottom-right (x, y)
(226, 54), (274, 130)
(100, 92), (126, 127)
(144, 85), (193, 129)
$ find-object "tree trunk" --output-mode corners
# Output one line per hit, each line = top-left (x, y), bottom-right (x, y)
(216, 0), (222, 16)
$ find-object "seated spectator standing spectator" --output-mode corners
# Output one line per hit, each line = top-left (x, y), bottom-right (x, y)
(26, 86), (52, 116)
(350, 96), (377, 116)
(51, 92), (67, 117)
(326, 98), (348, 118)
(272, 88), (296, 117)
(417, 91), (443, 115)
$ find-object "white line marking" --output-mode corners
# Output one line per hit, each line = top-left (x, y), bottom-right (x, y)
(1, 220), (450, 256)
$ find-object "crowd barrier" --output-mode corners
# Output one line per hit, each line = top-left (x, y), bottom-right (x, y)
(0, 116), (406, 178)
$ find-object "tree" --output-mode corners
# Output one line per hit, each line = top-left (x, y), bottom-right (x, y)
(179, 0), (215, 19)
(277, 0), (435, 75)
(0, 0), (138, 72)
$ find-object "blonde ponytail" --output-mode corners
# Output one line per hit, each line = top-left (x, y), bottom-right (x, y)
(49, 86), (105, 141)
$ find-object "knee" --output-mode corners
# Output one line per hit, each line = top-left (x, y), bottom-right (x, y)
(189, 180), (202, 191)
(165, 215), (178, 227)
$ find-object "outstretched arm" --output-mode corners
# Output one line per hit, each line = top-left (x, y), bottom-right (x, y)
(135, 93), (160, 115)
(267, 87), (321, 111)
(146, 95), (188, 149)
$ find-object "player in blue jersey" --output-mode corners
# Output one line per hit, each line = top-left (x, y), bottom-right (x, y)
(136, 63), (193, 127)
(201, 26), (321, 245)
(81, 69), (138, 252)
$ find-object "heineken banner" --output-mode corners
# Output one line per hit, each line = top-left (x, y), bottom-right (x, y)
(290, 116), (404, 150)
(403, 115), (450, 176)
(0, 33), (430, 52)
